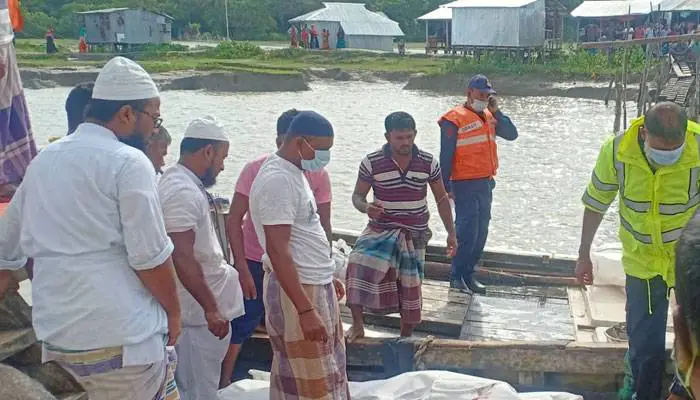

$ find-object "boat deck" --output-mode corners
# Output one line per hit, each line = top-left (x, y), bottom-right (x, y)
(340, 279), (576, 343)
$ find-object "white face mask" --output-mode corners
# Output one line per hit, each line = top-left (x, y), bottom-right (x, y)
(644, 141), (685, 166)
(471, 99), (488, 112)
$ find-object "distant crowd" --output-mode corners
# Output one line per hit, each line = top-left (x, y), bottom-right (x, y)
(289, 23), (346, 50)
(582, 20), (700, 43)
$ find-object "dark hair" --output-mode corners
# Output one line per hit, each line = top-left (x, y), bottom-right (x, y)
(84, 98), (149, 123)
(66, 82), (94, 134)
(644, 102), (688, 141)
(152, 126), (172, 145)
(385, 111), (416, 133)
(180, 138), (225, 155)
(676, 209), (700, 346)
(277, 109), (300, 136)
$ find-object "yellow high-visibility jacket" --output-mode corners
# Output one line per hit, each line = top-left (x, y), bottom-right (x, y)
(583, 116), (700, 287)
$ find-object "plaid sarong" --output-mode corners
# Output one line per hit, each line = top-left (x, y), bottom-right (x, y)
(44, 342), (180, 400)
(0, 26), (36, 186)
(264, 271), (348, 400)
(346, 226), (429, 325)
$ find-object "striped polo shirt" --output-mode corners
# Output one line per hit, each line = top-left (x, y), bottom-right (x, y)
(359, 144), (441, 232)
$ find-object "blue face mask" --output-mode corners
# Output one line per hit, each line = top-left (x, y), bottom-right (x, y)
(644, 141), (685, 166)
(300, 139), (331, 171)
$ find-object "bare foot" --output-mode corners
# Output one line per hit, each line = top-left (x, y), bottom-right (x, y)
(344, 325), (365, 342)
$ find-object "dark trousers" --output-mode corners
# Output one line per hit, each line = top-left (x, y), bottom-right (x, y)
(626, 275), (669, 400)
(450, 178), (493, 281)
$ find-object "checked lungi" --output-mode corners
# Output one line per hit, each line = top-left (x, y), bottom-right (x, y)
(346, 226), (429, 325)
(263, 270), (348, 400)
(44, 342), (179, 400)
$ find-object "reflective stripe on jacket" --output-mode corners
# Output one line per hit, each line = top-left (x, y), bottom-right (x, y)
(583, 116), (700, 286)
(440, 105), (498, 181)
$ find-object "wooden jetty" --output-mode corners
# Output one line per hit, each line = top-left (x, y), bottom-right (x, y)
(580, 33), (700, 130)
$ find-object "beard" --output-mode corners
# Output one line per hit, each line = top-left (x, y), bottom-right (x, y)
(200, 165), (218, 188)
(118, 131), (147, 153)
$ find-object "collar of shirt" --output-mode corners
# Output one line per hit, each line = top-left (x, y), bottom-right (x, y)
(75, 122), (120, 141)
(271, 153), (304, 174)
(174, 163), (204, 189)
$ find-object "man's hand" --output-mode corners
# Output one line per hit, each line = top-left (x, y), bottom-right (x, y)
(0, 272), (18, 302)
(167, 314), (182, 346)
(205, 310), (230, 339)
(446, 232), (457, 258)
(333, 278), (345, 301)
(575, 255), (594, 286)
(299, 309), (329, 342)
(488, 96), (499, 114)
(366, 202), (384, 220)
(238, 269), (257, 300)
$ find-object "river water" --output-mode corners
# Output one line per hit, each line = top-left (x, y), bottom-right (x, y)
(24, 81), (625, 256)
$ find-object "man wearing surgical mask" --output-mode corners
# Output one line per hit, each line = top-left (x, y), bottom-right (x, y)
(576, 102), (700, 400)
(439, 74), (518, 295)
(248, 111), (349, 399)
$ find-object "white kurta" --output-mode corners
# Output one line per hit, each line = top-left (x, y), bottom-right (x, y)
(158, 163), (244, 400)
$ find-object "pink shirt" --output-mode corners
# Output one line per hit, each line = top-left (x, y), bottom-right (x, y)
(236, 153), (332, 262)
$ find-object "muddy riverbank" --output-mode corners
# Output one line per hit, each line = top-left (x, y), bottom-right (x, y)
(19, 67), (635, 100)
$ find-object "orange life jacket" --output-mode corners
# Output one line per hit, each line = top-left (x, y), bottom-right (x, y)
(440, 105), (498, 181)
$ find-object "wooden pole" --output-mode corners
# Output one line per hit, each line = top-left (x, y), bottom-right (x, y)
(637, 42), (653, 117)
(695, 53), (700, 121)
(622, 13), (630, 129)
(580, 32), (700, 49)
(614, 79), (622, 133)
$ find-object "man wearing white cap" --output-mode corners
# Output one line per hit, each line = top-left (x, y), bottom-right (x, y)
(0, 56), (182, 399)
(158, 115), (244, 400)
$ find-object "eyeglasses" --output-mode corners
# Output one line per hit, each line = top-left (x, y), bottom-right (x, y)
(134, 108), (163, 129)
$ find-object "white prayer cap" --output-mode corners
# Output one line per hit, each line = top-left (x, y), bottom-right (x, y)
(92, 57), (159, 101)
(184, 115), (228, 142)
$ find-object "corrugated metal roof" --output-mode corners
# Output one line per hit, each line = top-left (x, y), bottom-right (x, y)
(289, 2), (404, 36)
(417, 6), (453, 20)
(445, 0), (538, 8)
(76, 7), (129, 14)
(76, 7), (174, 20)
(570, 0), (657, 17)
(657, 0), (700, 11)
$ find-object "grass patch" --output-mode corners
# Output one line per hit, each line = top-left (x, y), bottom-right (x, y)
(14, 39), (652, 80)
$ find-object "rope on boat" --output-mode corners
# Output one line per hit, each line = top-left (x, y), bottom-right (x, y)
(413, 335), (435, 370)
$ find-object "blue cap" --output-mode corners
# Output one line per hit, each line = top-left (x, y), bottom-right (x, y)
(286, 111), (334, 137)
(468, 74), (496, 94)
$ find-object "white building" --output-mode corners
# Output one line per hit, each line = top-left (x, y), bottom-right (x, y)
(447, 0), (547, 48)
(289, 2), (404, 52)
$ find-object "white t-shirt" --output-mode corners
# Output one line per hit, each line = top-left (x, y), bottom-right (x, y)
(249, 154), (335, 285)
(158, 164), (244, 326)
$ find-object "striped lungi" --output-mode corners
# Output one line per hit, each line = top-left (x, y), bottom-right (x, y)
(263, 271), (348, 400)
(0, 28), (36, 187)
(346, 226), (429, 325)
(44, 342), (179, 400)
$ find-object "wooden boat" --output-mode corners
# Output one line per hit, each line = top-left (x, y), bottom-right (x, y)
(231, 229), (675, 398)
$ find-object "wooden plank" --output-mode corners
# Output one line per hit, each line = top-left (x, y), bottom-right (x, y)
(461, 294), (575, 342)
(339, 279), (471, 337)
(332, 229), (576, 277)
(0, 328), (36, 362)
(417, 339), (634, 375)
(580, 33), (700, 49)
